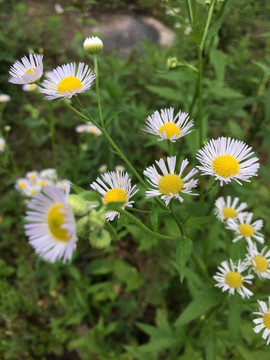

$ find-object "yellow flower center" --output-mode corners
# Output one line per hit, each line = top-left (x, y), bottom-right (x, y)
(47, 204), (72, 242)
(40, 180), (47, 187)
(158, 123), (181, 139)
(212, 155), (240, 178)
(27, 84), (37, 90)
(29, 174), (37, 179)
(31, 190), (38, 195)
(263, 311), (270, 329)
(225, 271), (243, 288)
(57, 76), (82, 94)
(158, 174), (184, 196)
(19, 182), (26, 189)
(25, 67), (36, 75)
(253, 256), (268, 273)
(104, 188), (127, 204)
(238, 224), (254, 237)
(222, 207), (237, 219)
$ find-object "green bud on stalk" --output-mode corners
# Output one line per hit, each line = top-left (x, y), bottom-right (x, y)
(89, 229), (111, 249)
(68, 194), (88, 217)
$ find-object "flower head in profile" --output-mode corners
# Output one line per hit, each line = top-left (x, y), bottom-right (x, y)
(196, 137), (260, 185)
(24, 186), (77, 263)
(22, 83), (38, 92)
(15, 178), (30, 193)
(9, 54), (43, 84)
(0, 137), (5, 152)
(40, 168), (57, 180)
(213, 259), (254, 299)
(40, 62), (95, 100)
(90, 171), (138, 221)
(227, 212), (264, 246)
(115, 165), (125, 172)
(98, 164), (108, 173)
(83, 36), (103, 54)
(246, 242), (270, 279)
(144, 156), (198, 206)
(253, 297), (270, 345)
(0, 94), (11, 103)
(143, 107), (194, 142)
(214, 196), (248, 222)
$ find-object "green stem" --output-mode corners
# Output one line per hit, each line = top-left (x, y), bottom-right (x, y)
(167, 139), (172, 156)
(102, 128), (147, 188)
(48, 103), (56, 167)
(93, 54), (105, 129)
(105, 221), (119, 240)
(200, 0), (216, 51)
(128, 207), (151, 214)
(65, 102), (90, 123)
(170, 201), (184, 236)
(191, 251), (212, 284)
(119, 209), (182, 241)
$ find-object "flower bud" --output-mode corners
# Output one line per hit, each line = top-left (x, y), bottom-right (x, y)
(89, 208), (106, 229)
(83, 36), (103, 54)
(76, 216), (89, 238)
(166, 57), (179, 69)
(89, 229), (111, 249)
(68, 194), (88, 217)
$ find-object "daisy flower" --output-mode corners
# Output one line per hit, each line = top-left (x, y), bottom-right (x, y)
(98, 164), (108, 173)
(15, 178), (30, 193)
(143, 107), (194, 142)
(75, 124), (86, 133)
(24, 183), (42, 197)
(22, 84), (38, 92)
(214, 196), (248, 222)
(227, 212), (264, 246)
(26, 171), (39, 183)
(9, 54), (43, 84)
(196, 137), (260, 185)
(213, 259), (254, 299)
(24, 186), (77, 263)
(85, 124), (102, 136)
(246, 243), (270, 279)
(0, 94), (10, 103)
(253, 297), (270, 345)
(115, 165), (125, 172)
(40, 168), (57, 180)
(40, 62), (95, 100)
(144, 156), (198, 206)
(0, 137), (5, 152)
(55, 180), (70, 193)
(37, 177), (53, 188)
(90, 171), (138, 221)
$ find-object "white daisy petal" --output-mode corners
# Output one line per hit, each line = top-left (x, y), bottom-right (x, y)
(143, 107), (194, 142)
(90, 171), (138, 221)
(213, 259), (254, 299)
(40, 62), (95, 100)
(24, 186), (77, 263)
(143, 156), (198, 206)
(214, 196), (248, 222)
(227, 212), (264, 245)
(9, 54), (43, 85)
(196, 137), (259, 185)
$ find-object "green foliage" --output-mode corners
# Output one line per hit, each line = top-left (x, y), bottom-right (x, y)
(1, 0), (270, 359)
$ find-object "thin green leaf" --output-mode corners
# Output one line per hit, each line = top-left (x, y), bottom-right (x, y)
(176, 238), (193, 283)
(174, 289), (222, 327)
(105, 111), (122, 127)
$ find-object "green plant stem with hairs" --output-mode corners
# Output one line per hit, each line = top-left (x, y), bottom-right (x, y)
(118, 209), (183, 241)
